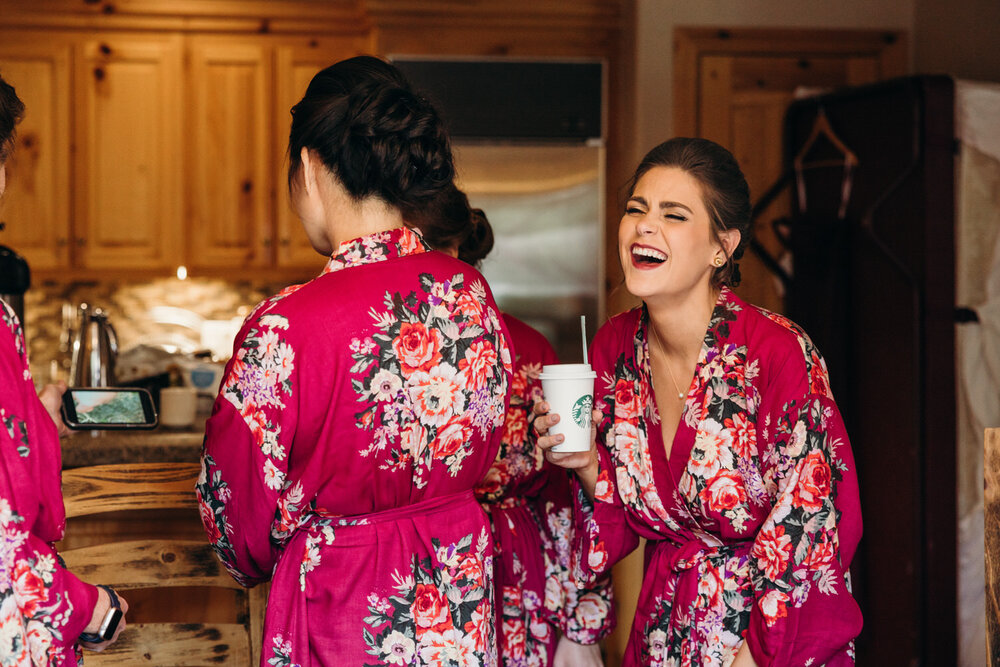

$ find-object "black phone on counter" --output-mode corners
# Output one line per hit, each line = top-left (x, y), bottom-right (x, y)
(61, 387), (158, 430)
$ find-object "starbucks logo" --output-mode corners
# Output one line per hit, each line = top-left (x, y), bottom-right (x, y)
(571, 395), (593, 429)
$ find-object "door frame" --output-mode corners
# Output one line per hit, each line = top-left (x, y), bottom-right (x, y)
(673, 27), (908, 137)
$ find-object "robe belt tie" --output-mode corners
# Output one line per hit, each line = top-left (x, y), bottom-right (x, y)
(307, 489), (477, 528)
(666, 538), (753, 573)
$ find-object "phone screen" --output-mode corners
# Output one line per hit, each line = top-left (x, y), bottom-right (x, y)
(62, 388), (157, 429)
(70, 389), (145, 424)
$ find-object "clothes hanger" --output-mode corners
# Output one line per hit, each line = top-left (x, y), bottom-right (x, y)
(794, 107), (859, 219)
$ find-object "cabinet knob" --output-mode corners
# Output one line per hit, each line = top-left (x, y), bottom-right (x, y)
(262, 238), (272, 247)
(280, 238), (291, 247)
(76, 238), (86, 247)
(56, 238), (68, 247)
(93, 67), (105, 81)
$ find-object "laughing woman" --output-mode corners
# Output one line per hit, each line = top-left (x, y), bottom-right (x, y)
(197, 56), (513, 666)
(535, 138), (863, 666)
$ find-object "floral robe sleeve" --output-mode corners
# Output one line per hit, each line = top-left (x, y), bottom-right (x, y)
(744, 312), (863, 664)
(566, 291), (862, 667)
(0, 301), (97, 665)
(476, 314), (614, 666)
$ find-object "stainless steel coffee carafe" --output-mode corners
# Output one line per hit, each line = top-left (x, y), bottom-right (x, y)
(69, 303), (119, 387)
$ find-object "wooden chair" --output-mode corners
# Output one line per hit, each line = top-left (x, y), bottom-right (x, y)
(59, 462), (267, 666)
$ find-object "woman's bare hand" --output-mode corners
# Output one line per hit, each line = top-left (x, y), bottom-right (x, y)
(533, 400), (601, 499)
(37, 381), (69, 438)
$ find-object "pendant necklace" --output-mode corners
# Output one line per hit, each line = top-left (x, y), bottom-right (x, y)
(649, 322), (686, 401)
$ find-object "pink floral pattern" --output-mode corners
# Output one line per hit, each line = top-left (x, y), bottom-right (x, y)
(0, 300), (93, 665)
(572, 289), (862, 666)
(361, 530), (495, 667)
(475, 315), (614, 666)
(198, 227), (512, 665)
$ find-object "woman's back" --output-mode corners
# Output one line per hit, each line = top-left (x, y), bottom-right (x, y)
(199, 227), (512, 665)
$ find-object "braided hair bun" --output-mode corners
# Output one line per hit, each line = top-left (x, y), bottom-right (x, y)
(288, 56), (492, 257)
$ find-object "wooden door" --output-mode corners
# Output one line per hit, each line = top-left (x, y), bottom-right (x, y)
(0, 34), (71, 270)
(74, 34), (184, 271)
(274, 35), (372, 270)
(674, 28), (907, 314)
(186, 37), (271, 271)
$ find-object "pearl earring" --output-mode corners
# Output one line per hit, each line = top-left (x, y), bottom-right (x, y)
(713, 256), (725, 267)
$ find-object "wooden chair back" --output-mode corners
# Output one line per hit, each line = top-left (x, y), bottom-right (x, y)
(60, 462), (267, 666)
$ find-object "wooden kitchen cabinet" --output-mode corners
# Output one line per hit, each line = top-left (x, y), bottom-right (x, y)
(74, 34), (184, 271)
(273, 35), (373, 269)
(0, 34), (72, 271)
(186, 37), (272, 270)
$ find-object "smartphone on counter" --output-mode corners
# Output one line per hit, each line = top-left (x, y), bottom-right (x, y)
(61, 387), (158, 430)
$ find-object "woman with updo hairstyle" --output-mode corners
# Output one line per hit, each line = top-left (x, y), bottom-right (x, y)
(535, 137), (863, 665)
(199, 55), (513, 665)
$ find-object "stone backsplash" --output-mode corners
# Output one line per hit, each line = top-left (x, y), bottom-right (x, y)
(22, 277), (293, 386)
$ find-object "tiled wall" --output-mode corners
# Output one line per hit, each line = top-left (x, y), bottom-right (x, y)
(22, 277), (290, 385)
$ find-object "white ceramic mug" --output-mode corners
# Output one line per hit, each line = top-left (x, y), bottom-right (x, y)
(158, 386), (198, 428)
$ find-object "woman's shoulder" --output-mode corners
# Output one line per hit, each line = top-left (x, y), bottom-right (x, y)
(501, 313), (557, 362)
(734, 297), (833, 399)
(591, 308), (641, 362)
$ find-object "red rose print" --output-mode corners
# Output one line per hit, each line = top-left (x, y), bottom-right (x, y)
(793, 450), (832, 513)
(501, 616), (527, 659)
(594, 468), (614, 503)
(393, 322), (443, 375)
(434, 418), (469, 459)
(11, 563), (47, 617)
(199, 500), (221, 543)
(753, 524), (793, 581)
(412, 583), (453, 637)
(759, 589), (790, 627)
(614, 380), (641, 421)
(503, 409), (528, 449)
(699, 470), (747, 512)
(455, 292), (483, 325)
(459, 340), (498, 387)
(588, 542), (609, 572)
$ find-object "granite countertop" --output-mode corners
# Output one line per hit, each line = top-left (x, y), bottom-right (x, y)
(61, 417), (207, 469)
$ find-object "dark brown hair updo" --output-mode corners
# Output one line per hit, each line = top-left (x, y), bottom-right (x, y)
(287, 55), (493, 264)
(625, 137), (752, 288)
(0, 72), (25, 164)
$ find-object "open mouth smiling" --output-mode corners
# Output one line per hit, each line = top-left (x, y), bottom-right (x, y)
(631, 244), (667, 266)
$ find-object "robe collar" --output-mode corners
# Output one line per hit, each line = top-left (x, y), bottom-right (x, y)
(321, 226), (432, 275)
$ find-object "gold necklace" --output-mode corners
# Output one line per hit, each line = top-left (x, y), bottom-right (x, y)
(648, 323), (686, 401)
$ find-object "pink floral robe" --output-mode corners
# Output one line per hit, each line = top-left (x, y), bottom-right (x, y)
(573, 288), (863, 666)
(197, 227), (513, 667)
(0, 301), (97, 665)
(475, 314), (615, 666)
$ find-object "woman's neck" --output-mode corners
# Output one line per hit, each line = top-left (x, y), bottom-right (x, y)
(325, 196), (405, 250)
(646, 283), (719, 361)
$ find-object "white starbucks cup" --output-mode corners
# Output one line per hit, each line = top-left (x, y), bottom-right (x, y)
(538, 363), (597, 453)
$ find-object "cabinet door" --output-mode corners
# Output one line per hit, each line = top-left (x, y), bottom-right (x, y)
(274, 36), (371, 270)
(75, 35), (183, 270)
(0, 35), (71, 270)
(187, 37), (271, 270)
